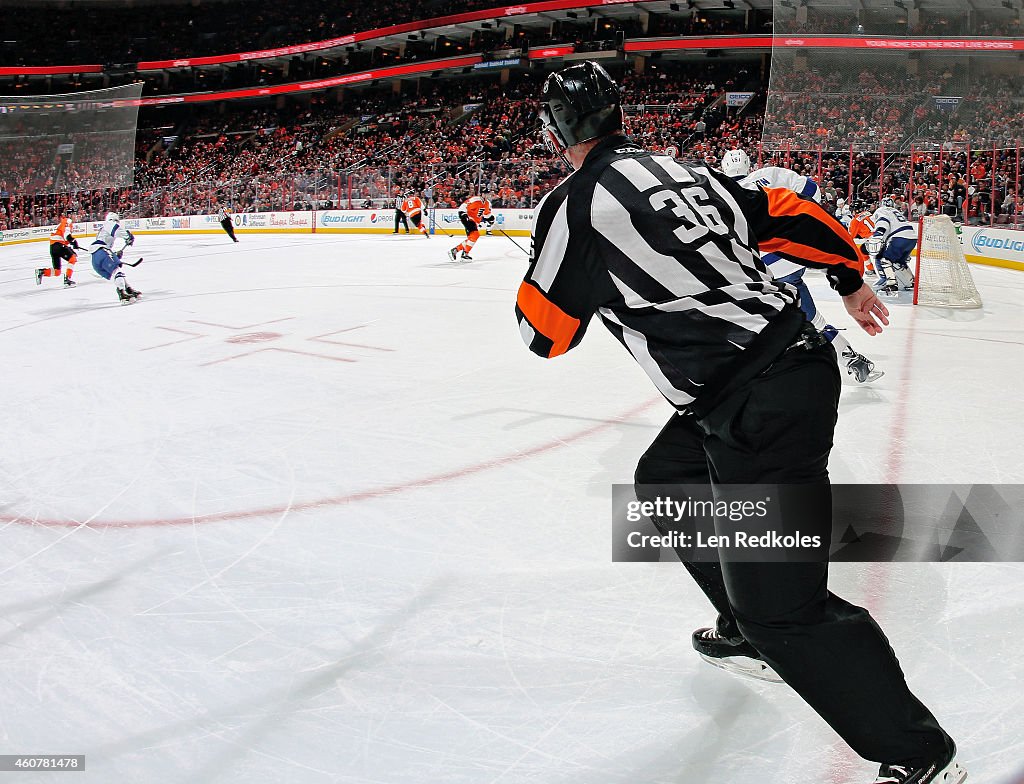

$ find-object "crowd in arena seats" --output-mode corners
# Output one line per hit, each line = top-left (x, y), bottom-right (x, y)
(909, 16), (1023, 37)
(764, 68), (963, 150)
(762, 66), (1024, 155)
(619, 62), (761, 153)
(2, 62), (1021, 233)
(777, 9), (1021, 37)
(648, 10), (768, 37)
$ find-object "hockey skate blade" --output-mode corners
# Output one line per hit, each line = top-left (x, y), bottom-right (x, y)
(942, 761), (966, 784)
(698, 653), (783, 683)
(935, 759), (968, 784)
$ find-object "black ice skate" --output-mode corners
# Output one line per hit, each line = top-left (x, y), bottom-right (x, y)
(125, 285), (141, 300)
(460, 251), (473, 262)
(117, 287), (136, 305)
(63, 277), (76, 288)
(872, 743), (967, 784)
(692, 627), (783, 683)
(448, 247), (458, 262)
(35, 269), (44, 285)
(843, 348), (884, 383)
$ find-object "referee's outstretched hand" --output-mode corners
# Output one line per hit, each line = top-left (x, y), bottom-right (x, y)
(842, 283), (890, 336)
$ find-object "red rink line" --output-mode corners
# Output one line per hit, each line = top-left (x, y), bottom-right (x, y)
(829, 309), (920, 784)
(882, 307), (919, 482)
(4, 397), (663, 529)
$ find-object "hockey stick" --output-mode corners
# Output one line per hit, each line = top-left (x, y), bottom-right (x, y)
(497, 229), (529, 255)
(120, 257), (144, 267)
(426, 207), (454, 238)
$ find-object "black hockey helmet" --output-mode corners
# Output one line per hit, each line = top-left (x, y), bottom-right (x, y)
(539, 61), (622, 159)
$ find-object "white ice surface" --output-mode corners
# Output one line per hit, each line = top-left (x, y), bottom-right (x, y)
(1, 233), (1022, 783)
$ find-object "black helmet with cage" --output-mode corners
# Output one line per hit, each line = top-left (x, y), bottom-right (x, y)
(538, 61), (623, 165)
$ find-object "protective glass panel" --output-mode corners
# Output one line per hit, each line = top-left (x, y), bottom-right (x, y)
(765, 1), (1023, 153)
(0, 83), (143, 196)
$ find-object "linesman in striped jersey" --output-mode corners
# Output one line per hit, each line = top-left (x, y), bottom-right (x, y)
(216, 203), (239, 243)
(516, 62), (963, 784)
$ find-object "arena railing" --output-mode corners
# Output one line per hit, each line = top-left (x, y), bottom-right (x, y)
(753, 141), (1023, 229)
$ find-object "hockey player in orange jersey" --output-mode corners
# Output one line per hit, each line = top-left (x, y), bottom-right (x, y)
(848, 209), (875, 243)
(448, 193), (494, 262)
(848, 206), (877, 274)
(400, 193), (430, 237)
(36, 210), (80, 288)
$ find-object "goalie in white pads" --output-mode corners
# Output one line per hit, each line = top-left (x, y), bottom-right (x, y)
(721, 150), (883, 383)
(90, 212), (142, 304)
(866, 196), (917, 294)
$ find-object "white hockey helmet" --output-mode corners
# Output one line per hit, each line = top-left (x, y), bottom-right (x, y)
(880, 196), (896, 210)
(837, 198), (846, 208)
(721, 149), (751, 178)
(106, 211), (120, 222)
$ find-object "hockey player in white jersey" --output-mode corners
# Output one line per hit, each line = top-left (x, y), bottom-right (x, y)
(90, 212), (142, 304)
(721, 149), (882, 383)
(721, 149), (821, 201)
(866, 196), (916, 293)
(835, 197), (853, 228)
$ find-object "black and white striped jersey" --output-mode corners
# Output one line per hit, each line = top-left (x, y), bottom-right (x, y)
(515, 135), (864, 417)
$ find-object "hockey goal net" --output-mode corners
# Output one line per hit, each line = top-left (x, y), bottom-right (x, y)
(913, 216), (982, 308)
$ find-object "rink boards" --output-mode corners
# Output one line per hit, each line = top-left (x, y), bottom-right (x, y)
(0, 208), (535, 246)
(3, 210), (1023, 270)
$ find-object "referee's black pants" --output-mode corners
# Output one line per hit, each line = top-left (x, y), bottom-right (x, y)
(220, 218), (237, 241)
(634, 341), (952, 768)
(394, 209), (409, 233)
